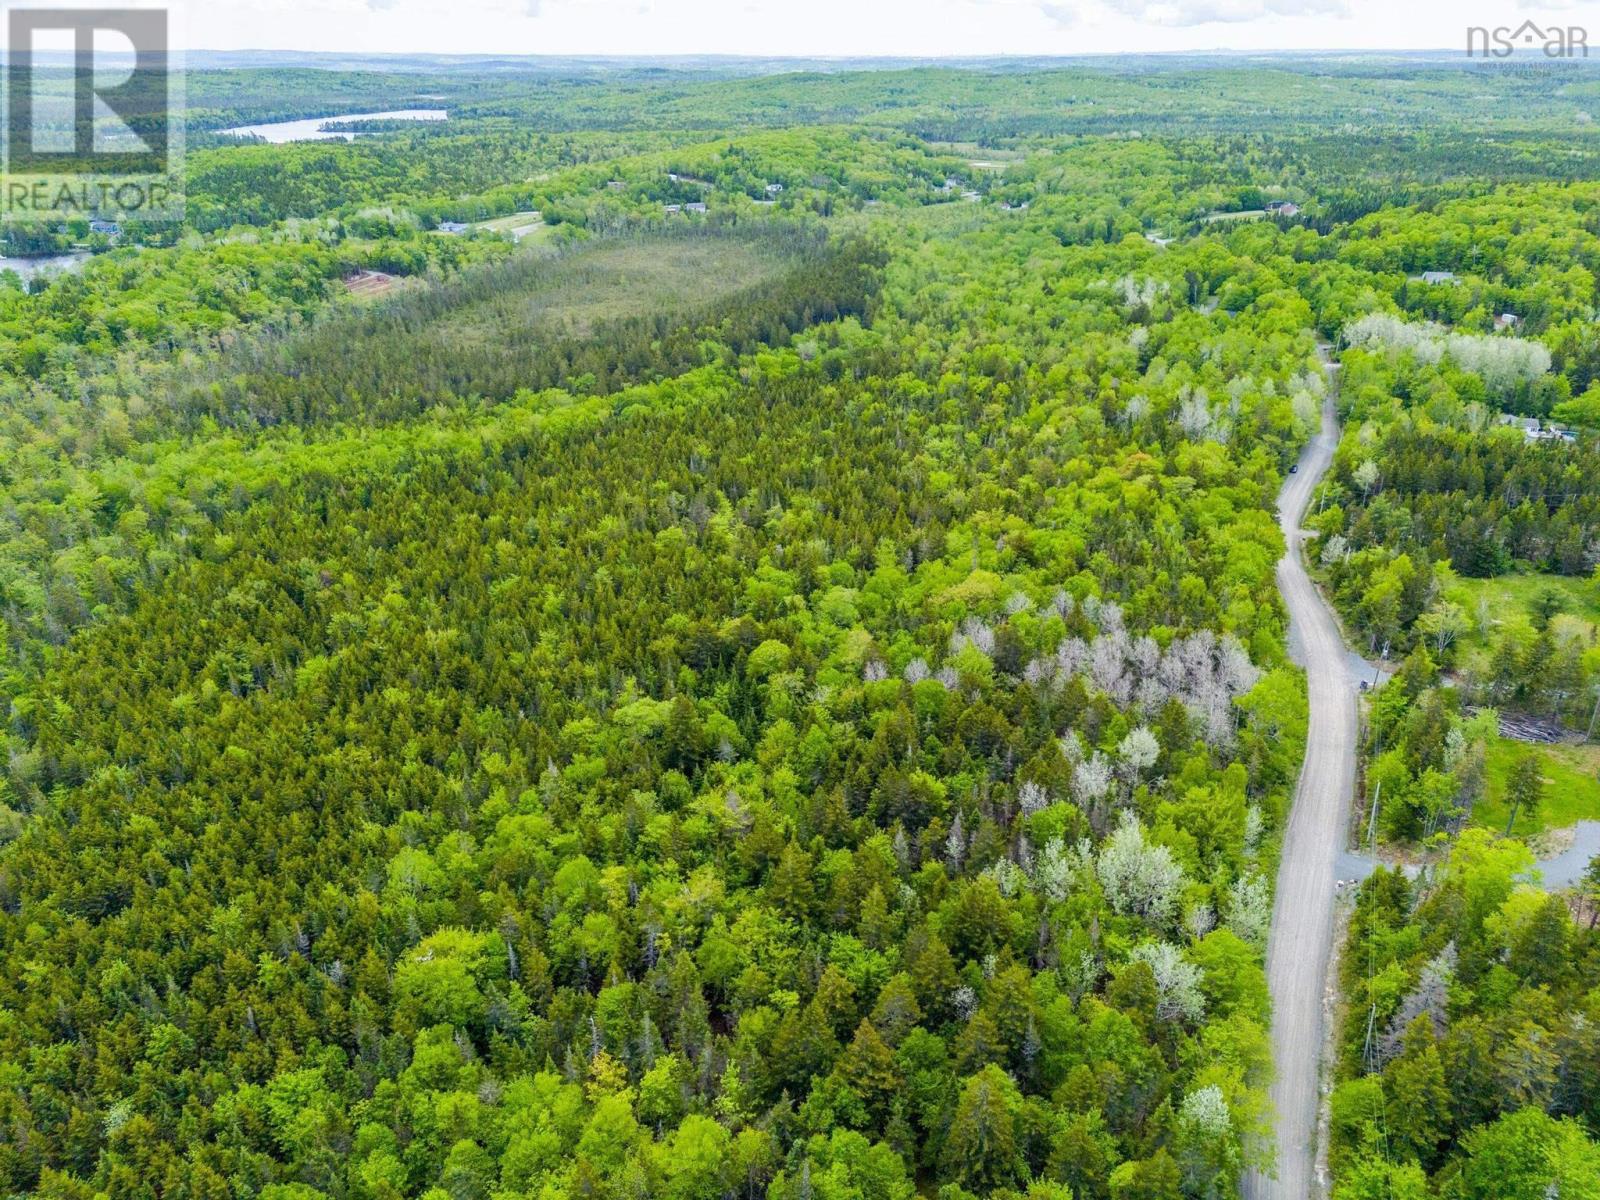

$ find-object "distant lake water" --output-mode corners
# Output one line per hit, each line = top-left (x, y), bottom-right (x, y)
(218, 109), (448, 144)
(0, 251), (91, 282)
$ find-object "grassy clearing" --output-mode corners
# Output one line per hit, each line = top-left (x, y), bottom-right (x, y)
(1444, 570), (1600, 654)
(1473, 736), (1600, 835)
(474, 211), (549, 243)
(438, 235), (791, 343)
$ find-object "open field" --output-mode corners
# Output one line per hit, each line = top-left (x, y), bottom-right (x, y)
(1445, 570), (1600, 654)
(438, 234), (792, 343)
(1474, 736), (1600, 835)
(474, 210), (549, 242)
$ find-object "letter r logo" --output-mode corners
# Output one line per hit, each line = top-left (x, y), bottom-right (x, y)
(6, 6), (169, 174)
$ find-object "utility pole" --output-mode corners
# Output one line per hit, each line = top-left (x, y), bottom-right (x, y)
(1587, 684), (1600, 743)
(1366, 779), (1382, 851)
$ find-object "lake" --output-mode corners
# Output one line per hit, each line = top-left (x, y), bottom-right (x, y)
(218, 109), (448, 144)
(0, 251), (91, 283)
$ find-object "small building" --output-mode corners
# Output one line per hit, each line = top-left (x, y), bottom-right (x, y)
(88, 218), (121, 237)
(438, 221), (469, 234)
(606, 180), (625, 191)
(1418, 271), (1459, 285)
(663, 204), (682, 214)
(765, 182), (784, 194)
(1266, 200), (1300, 217)
(685, 201), (707, 214)
(961, 190), (981, 202)
(1498, 414), (1540, 434)
(1494, 312), (1521, 331)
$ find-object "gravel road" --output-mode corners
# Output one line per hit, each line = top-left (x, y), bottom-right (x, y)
(1243, 361), (1357, 1200)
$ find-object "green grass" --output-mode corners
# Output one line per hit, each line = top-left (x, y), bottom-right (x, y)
(1474, 736), (1600, 835)
(439, 235), (791, 343)
(1443, 571), (1600, 655)
(473, 211), (550, 243)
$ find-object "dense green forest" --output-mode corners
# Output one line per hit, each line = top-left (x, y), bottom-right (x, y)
(1, 53), (1599, 1200)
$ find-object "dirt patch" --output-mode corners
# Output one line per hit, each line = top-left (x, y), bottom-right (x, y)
(342, 269), (401, 298)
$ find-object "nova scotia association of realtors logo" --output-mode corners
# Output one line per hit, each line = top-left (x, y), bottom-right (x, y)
(1, 2), (184, 222)
(1467, 18), (1590, 58)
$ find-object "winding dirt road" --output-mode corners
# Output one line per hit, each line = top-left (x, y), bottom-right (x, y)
(1243, 356), (1357, 1200)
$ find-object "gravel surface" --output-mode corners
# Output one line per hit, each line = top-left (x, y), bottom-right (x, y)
(1244, 362), (1357, 1200)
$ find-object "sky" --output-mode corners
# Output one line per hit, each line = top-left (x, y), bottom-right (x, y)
(7, 0), (1596, 57)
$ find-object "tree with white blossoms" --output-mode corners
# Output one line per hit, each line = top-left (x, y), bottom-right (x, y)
(1032, 836), (1080, 903)
(1091, 631), (1133, 705)
(1130, 940), (1206, 1023)
(1180, 1085), (1232, 1140)
(1376, 941), (1457, 1067)
(1184, 902), (1216, 942)
(946, 811), (968, 873)
(1176, 1083), (1238, 1195)
(1352, 459), (1380, 498)
(1114, 274), (1167, 309)
(1017, 780), (1052, 817)
(1118, 726), (1161, 776)
(1343, 311), (1551, 397)
(1226, 872), (1272, 945)
(1243, 804), (1264, 857)
(1097, 813), (1186, 928)
(1176, 385), (1210, 439)
(1072, 752), (1113, 808)
(903, 657), (930, 685)
(951, 617), (996, 656)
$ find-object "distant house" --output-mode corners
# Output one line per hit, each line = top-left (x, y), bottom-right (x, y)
(685, 201), (708, 214)
(606, 180), (625, 191)
(438, 221), (469, 234)
(88, 219), (121, 237)
(1499, 414), (1575, 443)
(1418, 271), (1459, 285)
(1494, 312), (1521, 331)
(663, 204), (682, 214)
(1266, 200), (1301, 217)
(961, 190), (981, 202)
(765, 182), (784, 194)
(1499, 414), (1541, 434)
